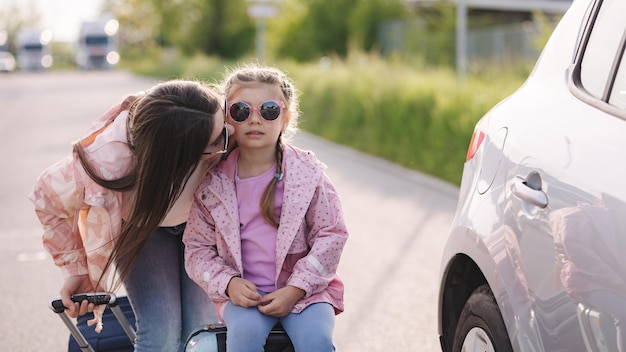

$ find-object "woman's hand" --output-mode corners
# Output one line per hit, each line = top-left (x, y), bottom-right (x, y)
(226, 276), (261, 307)
(60, 275), (98, 318)
(258, 286), (305, 317)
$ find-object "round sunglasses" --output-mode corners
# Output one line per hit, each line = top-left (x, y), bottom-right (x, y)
(228, 100), (285, 123)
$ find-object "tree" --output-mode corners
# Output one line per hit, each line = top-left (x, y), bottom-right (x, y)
(109, 0), (255, 58)
(272, 0), (410, 62)
(107, 0), (412, 62)
(348, 0), (407, 52)
(0, 0), (43, 53)
(106, 0), (161, 56)
(187, 0), (255, 58)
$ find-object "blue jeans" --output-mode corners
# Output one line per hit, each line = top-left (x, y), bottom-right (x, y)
(122, 224), (218, 352)
(223, 299), (335, 352)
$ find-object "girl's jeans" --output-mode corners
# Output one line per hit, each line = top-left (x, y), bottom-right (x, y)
(223, 299), (336, 352)
(122, 224), (217, 352)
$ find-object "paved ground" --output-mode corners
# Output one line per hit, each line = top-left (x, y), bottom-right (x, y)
(0, 71), (459, 351)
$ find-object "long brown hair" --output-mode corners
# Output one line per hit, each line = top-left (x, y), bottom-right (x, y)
(73, 80), (221, 288)
(222, 64), (300, 228)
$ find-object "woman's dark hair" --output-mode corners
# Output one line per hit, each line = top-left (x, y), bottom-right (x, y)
(73, 80), (221, 288)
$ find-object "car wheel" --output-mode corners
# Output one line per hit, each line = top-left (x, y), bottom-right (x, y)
(452, 284), (513, 352)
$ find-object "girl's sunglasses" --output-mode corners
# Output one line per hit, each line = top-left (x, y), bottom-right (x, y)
(228, 100), (285, 123)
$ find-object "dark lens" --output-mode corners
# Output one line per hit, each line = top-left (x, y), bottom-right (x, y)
(230, 102), (250, 122)
(260, 101), (281, 121)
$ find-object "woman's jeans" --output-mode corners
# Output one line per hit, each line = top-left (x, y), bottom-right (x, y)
(123, 224), (217, 352)
(223, 299), (336, 352)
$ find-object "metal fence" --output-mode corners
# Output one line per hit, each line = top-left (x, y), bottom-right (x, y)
(380, 19), (544, 68)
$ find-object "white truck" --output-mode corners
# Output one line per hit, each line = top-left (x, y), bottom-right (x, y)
(76, 18), (119, 70)
(16, 28), (53, 70)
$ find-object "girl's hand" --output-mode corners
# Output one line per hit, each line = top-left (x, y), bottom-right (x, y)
(258, 286), (305, 317)
(227, 276), (261, 307)
(60, 275), (98, 318)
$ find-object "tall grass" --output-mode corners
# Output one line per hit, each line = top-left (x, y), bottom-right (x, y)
(285, 56), (526, 185)
(126, 51), (527, 185)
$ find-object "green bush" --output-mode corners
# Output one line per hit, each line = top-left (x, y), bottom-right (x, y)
(287, 57), (524, 185)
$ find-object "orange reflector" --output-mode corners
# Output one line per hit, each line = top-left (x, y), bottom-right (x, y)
(466, 130), (485, 161)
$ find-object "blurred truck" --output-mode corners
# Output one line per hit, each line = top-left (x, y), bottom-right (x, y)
(16, 28), (53, 70)
(76, 18), (119, 70)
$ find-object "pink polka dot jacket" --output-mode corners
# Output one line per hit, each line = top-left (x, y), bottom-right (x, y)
(183, 144), (349, 321)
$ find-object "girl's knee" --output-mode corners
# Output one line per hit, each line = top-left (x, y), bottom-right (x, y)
(292, 338), (334, 352)
(290, 330), (334, 352)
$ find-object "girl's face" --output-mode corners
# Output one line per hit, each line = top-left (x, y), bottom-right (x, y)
(201, 106), (234, 161)
(227, 83), (290, 153)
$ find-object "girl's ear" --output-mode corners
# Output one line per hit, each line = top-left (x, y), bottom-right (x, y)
(282, 110), (291, 131)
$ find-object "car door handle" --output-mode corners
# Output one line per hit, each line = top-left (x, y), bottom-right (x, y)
(511, 177), (548, 208)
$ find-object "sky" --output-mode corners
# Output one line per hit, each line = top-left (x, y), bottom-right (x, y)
(0, 0), (105, 42)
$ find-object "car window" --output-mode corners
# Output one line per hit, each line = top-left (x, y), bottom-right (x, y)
(579, 0), (626, 105)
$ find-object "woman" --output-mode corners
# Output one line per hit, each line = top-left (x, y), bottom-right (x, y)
(30, 80), (233, 352)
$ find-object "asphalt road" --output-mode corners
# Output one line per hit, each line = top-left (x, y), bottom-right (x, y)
(0, 70), (459, 351)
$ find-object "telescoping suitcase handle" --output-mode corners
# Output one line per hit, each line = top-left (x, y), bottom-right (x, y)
(49, 292), (136, 352)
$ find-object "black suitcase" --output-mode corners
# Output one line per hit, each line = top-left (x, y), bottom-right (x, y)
(184, 322), (294, 352)
(50, 293), (136, 352)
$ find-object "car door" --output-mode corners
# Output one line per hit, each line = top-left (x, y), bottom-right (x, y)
(502, 0), (626, 350)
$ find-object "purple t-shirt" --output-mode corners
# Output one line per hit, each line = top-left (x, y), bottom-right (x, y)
(235, 164), (284, 292)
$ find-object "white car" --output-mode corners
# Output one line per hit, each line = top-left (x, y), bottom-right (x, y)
(438, 0), (626, 351)
(0, 51), (16, 72)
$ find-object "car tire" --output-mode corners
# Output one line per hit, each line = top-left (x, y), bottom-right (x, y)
(452, 284), (513, 352)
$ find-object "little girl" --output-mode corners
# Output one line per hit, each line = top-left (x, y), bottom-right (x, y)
(183, 64), (349, 352)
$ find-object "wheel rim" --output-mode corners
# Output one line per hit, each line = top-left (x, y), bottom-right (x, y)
(461, 327), (495, 352)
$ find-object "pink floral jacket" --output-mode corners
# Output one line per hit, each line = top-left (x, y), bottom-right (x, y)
(29, 96), (137, 289)
(183, 146), (349, 321)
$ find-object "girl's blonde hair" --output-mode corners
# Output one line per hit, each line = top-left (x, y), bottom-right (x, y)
(222, 64), (300, 228)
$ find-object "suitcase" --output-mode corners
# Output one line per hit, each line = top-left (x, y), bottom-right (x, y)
(51, 292), (294, 352)
(49, 292), (136, 352)
(184, 323), (294, 352)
